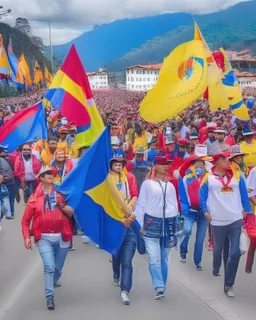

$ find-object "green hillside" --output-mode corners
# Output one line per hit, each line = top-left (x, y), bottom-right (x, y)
(0, 21), (51, 74)
(106, 1), (256, 71)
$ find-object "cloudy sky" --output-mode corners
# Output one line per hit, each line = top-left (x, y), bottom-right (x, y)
(1, 0), (247, 45)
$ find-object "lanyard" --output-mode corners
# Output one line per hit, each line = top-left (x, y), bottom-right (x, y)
(157, 180), (167, 235)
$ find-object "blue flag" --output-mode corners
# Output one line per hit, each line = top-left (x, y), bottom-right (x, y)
(60, 127), (129, 256)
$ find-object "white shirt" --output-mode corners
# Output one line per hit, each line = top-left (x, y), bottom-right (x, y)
(247, 166), (256, 197)
(207, 175), (243, 226)
(135, 179), (178, 228)
(23, 156), (36, 182)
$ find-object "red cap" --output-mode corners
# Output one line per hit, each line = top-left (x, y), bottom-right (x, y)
(154, 154), (172, 165)
(212, 151), (231, 162)
(207, 126), (216, 132)
(177, 138), (189, 145)
(59, 127), (69, 133)
(179, 155), (201, 178)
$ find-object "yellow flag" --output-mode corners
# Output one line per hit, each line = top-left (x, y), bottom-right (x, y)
(16, 53), (32, 90)
(140, 40), (208, 122)
(194, 22), (229, 111)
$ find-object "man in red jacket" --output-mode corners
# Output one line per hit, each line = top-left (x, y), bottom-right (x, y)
(14, 143), (41, 203)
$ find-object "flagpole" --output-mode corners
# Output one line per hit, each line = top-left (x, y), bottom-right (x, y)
(48, 22), (54, 74)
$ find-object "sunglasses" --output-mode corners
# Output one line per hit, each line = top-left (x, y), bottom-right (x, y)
(45, 170), (53, 175)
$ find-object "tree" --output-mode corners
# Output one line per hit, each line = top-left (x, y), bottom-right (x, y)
(31, 36), (44, 51)
(15, 17), (31, 36)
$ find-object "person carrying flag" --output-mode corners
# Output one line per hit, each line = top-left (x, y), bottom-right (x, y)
(21, 167), (74, 310)
(110, 156), (138, 306)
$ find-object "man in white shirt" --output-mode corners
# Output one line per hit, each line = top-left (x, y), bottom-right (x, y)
(135, 152), (178, 301)
(199, 152), (253, 298)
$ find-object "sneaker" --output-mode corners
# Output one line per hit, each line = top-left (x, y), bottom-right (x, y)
(113, 278), (120, 287)
(69, 246), (75, 251)
(196, 264), (204, 271)
(224, 286), (235, 298)
(54, 282), (61, 288)
(120, 291), (130, 305)
(6, 216), (15, 220)
(154, 291), (165, 301)
(47, 296), (55, 310)
(180, 255), (186, 264)
(213, 268), (220, 276)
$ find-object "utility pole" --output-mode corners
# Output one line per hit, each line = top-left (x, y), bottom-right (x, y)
(49, 22), (54, 74)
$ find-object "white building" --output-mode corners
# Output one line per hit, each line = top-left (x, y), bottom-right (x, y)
(126, 64), (162, 91)
(235, 72), (256, 89)
(87, 70), (109, 89)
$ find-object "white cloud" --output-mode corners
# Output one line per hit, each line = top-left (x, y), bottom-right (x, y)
(0, 0), (248, 44)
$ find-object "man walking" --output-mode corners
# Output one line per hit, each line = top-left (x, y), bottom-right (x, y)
(200, 152), (253, 298)
(14, 144), (41, 203)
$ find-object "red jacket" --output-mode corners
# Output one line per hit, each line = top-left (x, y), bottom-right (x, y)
(21, 183), (73, 242)
(126, 172), (139, 198)
(14, 154), (41, 183)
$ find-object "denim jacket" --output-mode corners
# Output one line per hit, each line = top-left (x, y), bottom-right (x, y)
(143, 213), (177, 239)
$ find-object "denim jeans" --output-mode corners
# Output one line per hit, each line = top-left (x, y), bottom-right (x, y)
(38, 237), (69, 298)
(212, 220), (242, 287)
(24, 180), (38, 203)
(180, 210), (208, 265)
(6, 183), (16, 217)
(144, 237), (172, 293)
(112, 227), (137, 293)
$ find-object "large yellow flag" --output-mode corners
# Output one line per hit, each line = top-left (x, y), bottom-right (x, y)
(194, 22), (230, 111)
(140, 40), (208, 122)
(16, 53), (32, 90)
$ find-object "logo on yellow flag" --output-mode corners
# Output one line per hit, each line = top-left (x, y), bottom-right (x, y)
(140, 40), (208, 123)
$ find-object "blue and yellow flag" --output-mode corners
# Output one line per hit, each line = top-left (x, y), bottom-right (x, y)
(140, 39), (208, 122)
(60, 127), (128, 256)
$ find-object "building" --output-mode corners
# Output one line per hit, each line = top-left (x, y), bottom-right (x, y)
(126, 64), (162, 91)
(235, 72), (256, 89)
(87, 70), (109, 89)
(226, 49), (256, 73)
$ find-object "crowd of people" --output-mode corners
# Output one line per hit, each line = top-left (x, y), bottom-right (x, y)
(0, 87), (256, 310)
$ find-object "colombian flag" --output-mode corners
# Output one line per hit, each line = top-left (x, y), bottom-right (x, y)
(44, 45), (104, 149)
(0, 101), (48, 153)
(60, 127), (129, 256)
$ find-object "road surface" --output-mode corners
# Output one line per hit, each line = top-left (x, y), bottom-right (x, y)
(0, 203), (255, 320)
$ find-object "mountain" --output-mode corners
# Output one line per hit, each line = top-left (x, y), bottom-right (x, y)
(53, 0), (256, 72)
(0, 22), (51, 74)
(52, 13), (192, 71)
(107, 1), (256, 71)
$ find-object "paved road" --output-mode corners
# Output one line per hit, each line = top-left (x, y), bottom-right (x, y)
(0, 203), (255, 320)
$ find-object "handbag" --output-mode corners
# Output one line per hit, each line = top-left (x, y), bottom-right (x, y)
(239, 228), (248, 255)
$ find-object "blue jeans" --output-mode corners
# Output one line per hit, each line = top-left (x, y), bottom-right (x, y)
(38, 237), (69, 298)
(6, 183), (16, 217)
(144, 237), (172, 293)
(24, 180), (38, 203)
(112, 227), (137, 293)
(180, 211), (208, 265)
(212, 220), (242, 287)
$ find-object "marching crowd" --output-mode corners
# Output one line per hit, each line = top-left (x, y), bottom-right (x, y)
(0, 88), (256, 310)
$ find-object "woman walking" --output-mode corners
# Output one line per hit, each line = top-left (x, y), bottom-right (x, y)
(135, 152), (179, 301)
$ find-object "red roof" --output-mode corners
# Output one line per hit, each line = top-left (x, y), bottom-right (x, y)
(235, 72), (254, 77)
(127, 63), (163, 70)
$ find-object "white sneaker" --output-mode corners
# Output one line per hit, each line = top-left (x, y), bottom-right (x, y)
(224, 286), (235, 298)
(113, 278), (120, 287)
(120, 291), (130, 305)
